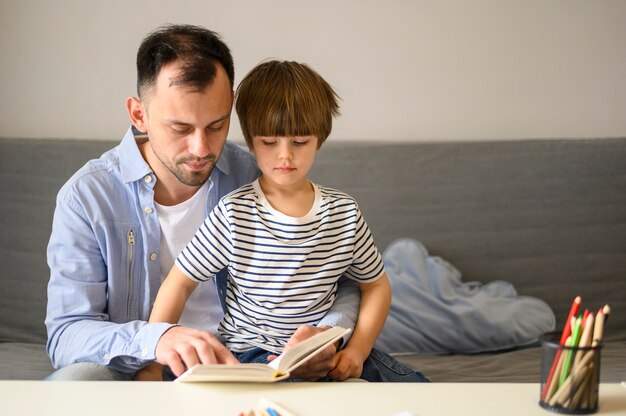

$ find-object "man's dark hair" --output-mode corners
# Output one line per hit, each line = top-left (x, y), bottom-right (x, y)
(136, 24), (234, 98)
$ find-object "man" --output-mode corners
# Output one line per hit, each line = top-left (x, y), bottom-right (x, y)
(45, 24), (426, 382)
(45, 24), (358, 381)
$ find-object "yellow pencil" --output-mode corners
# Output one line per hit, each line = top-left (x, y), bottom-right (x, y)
(592, 308), (605, 347)
(574, 312), (594, 368)
(544, 336), (570, 402)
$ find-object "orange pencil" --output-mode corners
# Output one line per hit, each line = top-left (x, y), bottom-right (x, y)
(542, 296), (581, 400)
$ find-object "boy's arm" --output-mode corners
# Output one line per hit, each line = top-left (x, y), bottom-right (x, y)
(149, 265), (197, 324)
(137, 265), (197, 380)
(329, 272), (391, 380)
(282, 277), (359, 380)
(148, 265), (238, 377)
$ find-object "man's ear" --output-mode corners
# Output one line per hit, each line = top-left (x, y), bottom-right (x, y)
(126, 96), (147, 133)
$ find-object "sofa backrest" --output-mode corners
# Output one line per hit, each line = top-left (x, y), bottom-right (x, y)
(310, 138), (626, 339)
(0, 139), (114, 344)
(1, 137), (624, 344)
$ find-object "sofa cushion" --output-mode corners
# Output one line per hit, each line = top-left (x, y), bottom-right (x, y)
(375, 238), (555, 354)
(0, 343), (54, 380)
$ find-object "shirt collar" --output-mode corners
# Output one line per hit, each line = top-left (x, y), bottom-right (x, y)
(119, 127), (152, 184)
(214, 142), (231, 176)
(118, 126), (231, 183)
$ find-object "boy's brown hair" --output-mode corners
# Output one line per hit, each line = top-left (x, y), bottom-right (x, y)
(235, 60), (340, 148)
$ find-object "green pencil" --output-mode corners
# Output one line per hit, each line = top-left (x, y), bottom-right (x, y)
(559, 315), (583, 386)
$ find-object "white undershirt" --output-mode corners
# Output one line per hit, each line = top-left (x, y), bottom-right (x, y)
(154, 183), (224, 334)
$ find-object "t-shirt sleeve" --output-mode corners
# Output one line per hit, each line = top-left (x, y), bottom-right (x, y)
(175, 199), (233, 282)
(345, 205), (385, 283)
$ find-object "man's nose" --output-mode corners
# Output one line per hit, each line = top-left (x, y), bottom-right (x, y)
(188, 130), (210, 158)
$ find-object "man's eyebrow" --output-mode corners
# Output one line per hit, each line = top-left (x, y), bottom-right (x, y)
(207, 114), (230, 126)
(165, 114), (229, 127)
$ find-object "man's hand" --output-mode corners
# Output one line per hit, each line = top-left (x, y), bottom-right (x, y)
(328, 347), (364, 381)
(269, 325), (340, 380)
(155, 326), (239, 377)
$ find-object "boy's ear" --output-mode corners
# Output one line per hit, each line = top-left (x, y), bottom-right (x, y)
(126, 96), (147, 133)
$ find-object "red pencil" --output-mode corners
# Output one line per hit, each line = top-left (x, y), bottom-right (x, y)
(560, 296), (582, 345)
(542, 296), (581, 400)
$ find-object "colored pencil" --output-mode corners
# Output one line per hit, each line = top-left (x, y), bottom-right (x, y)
(559, 315), (583, 386)
(573, 312), (594, 368)
(544, 336), (570, 402)
(541, 296), (581, 400)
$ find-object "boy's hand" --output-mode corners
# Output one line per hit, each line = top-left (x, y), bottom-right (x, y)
(328, 347), (364, 381)
(267, 325), (340, 380)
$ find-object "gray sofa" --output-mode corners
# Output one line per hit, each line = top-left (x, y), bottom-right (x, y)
(1, 136), (625, 382)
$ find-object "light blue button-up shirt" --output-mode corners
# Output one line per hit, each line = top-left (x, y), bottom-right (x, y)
(45, 127), (358, 373)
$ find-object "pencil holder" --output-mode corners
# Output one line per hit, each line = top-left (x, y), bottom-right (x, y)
(539, 331), (603, 414)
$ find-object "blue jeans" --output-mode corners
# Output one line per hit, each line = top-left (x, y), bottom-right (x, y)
(48, 349), (429, 382)
(229, 347), (429, 382)
(44, 362), (134, 381)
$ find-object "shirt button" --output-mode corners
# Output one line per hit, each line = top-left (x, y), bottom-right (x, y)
(144, 175), (153, 183)
(144, 207), (153, 214)
(103, 353), (110, 361)
(141, 348), (148, 358)
(150, 253), (158, 261)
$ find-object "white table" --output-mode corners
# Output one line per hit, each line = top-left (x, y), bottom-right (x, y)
(0, 381), (624, 416)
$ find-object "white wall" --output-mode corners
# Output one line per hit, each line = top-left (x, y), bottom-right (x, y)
(1, 0), (625, 142)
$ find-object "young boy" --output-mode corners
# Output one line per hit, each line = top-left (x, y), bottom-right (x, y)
(150, 60), (391, 381)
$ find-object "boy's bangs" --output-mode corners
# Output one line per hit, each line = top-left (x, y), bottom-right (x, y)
(252, 101), (321, 139)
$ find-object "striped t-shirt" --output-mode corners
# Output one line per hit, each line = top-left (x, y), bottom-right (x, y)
(176, 179), (385, 353)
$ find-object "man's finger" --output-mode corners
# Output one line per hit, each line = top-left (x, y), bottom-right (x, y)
(203, 333), (239, 364)
(165, 351), (186, 377)
(176, 343), (201, 372)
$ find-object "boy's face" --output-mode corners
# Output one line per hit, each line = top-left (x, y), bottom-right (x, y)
(250, 135), (319, 190)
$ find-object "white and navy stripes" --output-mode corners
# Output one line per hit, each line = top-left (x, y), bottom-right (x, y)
(176, 179), (384, 353)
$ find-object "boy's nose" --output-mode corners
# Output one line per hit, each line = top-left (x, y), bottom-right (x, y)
(278, 142), (293, 160)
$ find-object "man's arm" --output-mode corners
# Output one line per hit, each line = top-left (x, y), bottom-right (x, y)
(317, 276), (360, 341)
(45, 192), (173, 372)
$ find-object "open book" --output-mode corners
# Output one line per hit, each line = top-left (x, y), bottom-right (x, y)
(175, 326), (351, 382)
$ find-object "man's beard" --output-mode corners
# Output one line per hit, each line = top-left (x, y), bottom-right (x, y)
(163, 155), (217, 187)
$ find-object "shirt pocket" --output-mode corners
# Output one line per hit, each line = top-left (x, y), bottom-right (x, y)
(103, 221), (142, 322)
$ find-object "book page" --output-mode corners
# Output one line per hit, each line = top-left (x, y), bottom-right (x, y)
(268, 326), (351, 373)
(175, 363), (288, 383)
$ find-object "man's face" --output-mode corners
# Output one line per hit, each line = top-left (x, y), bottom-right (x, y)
(138, 62), (233, 189)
